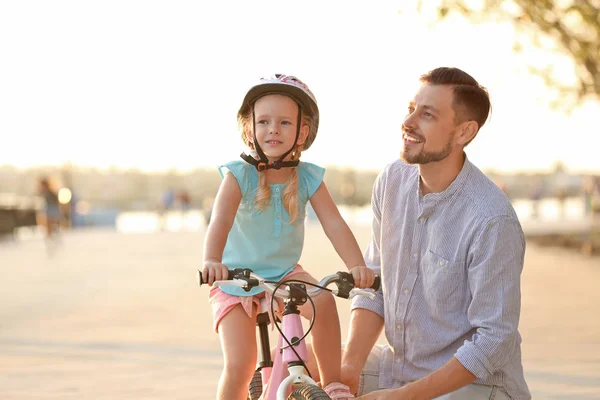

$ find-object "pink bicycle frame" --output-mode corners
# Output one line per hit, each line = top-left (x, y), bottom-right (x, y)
(257, 297), (317, 400)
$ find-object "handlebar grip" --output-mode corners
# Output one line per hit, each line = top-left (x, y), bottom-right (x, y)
(197, 269), (235, 286)
(371, 275), (381, 291)
(342, 273), (381, 291)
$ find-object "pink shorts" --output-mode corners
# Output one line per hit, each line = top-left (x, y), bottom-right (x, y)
(208, 265), (307, 332)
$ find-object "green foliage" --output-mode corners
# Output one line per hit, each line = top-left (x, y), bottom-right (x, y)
(427, 0), (600, 103)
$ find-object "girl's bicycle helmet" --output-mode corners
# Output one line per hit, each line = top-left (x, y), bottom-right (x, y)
(238, 74), (319, 171)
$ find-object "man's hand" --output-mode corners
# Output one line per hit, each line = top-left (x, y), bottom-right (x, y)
(341, 364), (361, 395)
(349, 266), (376, 289)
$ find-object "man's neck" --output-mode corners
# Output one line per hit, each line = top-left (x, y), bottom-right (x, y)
(418, 152), (466, 196)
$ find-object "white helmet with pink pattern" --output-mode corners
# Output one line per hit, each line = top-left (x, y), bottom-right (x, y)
(238, 74), (320, 152)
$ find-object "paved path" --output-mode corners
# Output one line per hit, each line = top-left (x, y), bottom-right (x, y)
(0, 225), (599, 399)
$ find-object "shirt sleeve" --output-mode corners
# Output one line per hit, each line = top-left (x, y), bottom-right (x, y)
(298, 162), (326, 200)
(454, 216), (526, 380)
(351, 168), (385, 317)
(219, 160), (253, 199)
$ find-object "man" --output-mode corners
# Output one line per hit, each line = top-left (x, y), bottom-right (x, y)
(343, 67), (531, 399)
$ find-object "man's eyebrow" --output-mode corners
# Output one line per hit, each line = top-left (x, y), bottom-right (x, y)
(422, 105), (440, 114)
(407, 102), (440, 114)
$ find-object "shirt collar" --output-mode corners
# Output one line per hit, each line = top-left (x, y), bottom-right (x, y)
(416, 153), (473, 213)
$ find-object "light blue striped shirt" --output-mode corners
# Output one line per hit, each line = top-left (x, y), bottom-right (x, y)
(352, 156), (531, 400)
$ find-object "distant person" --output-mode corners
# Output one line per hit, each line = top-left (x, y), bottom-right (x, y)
(531, 179), (544, 219)
(555, 186), (568, 219)
(586, 176), (600, 222)
(338, 67), (530, 399)
(177, 190), (191, 230)
(593, 177), (600, 220)
(178, 190), (191, 213)
(201, 74), (374, 400)
(161, 188), (175, 211)
(37, 177), (61, 241)
(158, 188), (175, 231)
(583, 176), (594, 217)
(582, 176), (599, 255)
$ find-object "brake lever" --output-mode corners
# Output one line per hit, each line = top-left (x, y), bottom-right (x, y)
(213, 280), (248, 289)
(198, 268), (257, 292)
(349, 289), (376, 300)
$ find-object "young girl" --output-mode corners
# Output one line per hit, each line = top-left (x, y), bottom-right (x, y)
(202, 74), (374, 400)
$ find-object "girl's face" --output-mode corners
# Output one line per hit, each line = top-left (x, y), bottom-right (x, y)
(250, 94), (309, 161)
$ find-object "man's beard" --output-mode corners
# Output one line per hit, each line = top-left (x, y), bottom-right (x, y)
(400, 131), (454, 165)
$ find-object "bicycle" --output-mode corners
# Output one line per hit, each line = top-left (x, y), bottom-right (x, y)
(198, 268), (380, 400)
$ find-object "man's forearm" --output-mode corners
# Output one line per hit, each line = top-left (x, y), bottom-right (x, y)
(397, 357), (476, 399)
(343, 308), (384, 370)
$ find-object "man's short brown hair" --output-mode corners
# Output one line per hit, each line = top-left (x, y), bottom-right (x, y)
(420, 67), (491, 133)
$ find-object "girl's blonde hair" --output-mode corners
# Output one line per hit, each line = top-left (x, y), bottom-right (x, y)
(238, 99), (317, 223)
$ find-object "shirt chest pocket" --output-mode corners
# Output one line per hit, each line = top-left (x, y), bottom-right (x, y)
(421, 250), (466, 311)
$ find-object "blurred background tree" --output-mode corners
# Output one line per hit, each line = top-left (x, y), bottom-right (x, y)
(418, 0), (599, 106)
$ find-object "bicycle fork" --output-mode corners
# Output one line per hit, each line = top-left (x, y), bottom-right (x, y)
(253, 296), (317, 400)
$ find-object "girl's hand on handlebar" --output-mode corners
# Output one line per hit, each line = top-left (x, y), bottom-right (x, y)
(202, 260), (229, 286)
(349, 266), (375, 289)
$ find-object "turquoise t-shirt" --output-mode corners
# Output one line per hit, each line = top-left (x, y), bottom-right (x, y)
(218, 160), (325, 296)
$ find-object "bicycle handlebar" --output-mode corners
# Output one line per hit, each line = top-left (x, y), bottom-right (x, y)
(198, 268), (380, 300)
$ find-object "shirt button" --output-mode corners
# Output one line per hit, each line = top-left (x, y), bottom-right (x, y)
(395, 355), (402, 363)
(412, 253), (418, 259)
(276, 213), (281, 219)
(403, 289), (409, 295)
(439, 260), (445, 266)
(419, 217), (425, 223)
(277, 200), (281, 205)
(396, 323), (403, 329)
(275, 187), (280, 192)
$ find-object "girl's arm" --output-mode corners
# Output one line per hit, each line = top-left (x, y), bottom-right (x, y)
(310, 182), (373, 288)
(202, 172), (242, 285)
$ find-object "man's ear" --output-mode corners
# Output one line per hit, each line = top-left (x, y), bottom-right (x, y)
(456, 120), (478, 146)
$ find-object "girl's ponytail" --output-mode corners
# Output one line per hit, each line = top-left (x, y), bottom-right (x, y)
(255, 170), (271, 211)
(255, 149), (301, 224)
(282, 166), (299, 224)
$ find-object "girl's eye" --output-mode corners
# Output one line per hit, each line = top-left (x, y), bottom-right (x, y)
(257, 120), (268, 124)
(281, 120), (292, 125)
(423, 112), (433, 118)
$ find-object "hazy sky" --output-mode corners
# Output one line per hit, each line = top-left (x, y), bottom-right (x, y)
(1, 1), (599, 173)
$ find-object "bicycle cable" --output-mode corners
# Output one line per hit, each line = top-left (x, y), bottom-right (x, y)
(266, 278), (334, 379)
